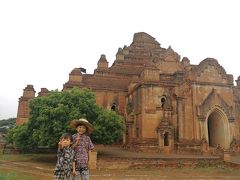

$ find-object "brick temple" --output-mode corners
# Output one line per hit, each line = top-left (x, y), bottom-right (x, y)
(16, 32), (240, 154)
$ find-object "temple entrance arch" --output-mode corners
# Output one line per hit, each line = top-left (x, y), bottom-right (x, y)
(204, 107), (231, 149)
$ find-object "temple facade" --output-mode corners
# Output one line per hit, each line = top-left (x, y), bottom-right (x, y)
(17, 32), (240, 154)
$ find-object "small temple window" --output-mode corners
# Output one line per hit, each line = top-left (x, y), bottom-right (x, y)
(136, 128), (139, 138)
(160, 96), (167, 108)
(111, 103), (117, 111)
(126, 127), (129, 136)
(164, 132), (169, 146)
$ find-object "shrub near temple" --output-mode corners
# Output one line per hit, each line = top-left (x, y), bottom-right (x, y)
(6, 88), (124, 150)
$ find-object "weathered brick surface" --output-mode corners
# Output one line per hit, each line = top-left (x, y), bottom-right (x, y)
(16, 85), (36, 125)
(17, 32), (240, 154)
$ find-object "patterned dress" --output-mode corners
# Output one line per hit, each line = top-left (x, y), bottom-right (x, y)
(54, 147), (75, 180)
(72, 134), (94, 169)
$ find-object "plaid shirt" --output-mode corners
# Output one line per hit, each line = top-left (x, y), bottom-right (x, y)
(72, 134), (94, 169)
(54, 147), (75, 179)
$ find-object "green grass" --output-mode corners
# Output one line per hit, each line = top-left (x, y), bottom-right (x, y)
(0, 170), (51, 180)
(0, 172), (17, 180)
(0, 154), (54, 180)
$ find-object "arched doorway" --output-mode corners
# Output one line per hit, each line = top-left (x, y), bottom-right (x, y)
(111, 103), (117, 112)
(205, 107), (230, 149)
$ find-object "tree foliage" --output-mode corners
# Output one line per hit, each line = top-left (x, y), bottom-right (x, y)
(6, 123), (35, 151)
(6, 88), (124, 150)
(0, 118), (16, 133)
(92, 109), (124, 144)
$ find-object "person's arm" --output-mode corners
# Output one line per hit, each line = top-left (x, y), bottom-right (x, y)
(88, 137), (94, 151)
(58, 139), (63, 149)
(72, 135), (80, 149)
(71, 149), (76, 176)
(72, 161), (76, 176)
(56, 139), (64, 158)
(87, 137), (94, 167)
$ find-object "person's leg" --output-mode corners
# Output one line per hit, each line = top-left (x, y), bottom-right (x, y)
(71, 171), (81, 180)
(80, 169), (89, 180)
(54, 172), (64, 180)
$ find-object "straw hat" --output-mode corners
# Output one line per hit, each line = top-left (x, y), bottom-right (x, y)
(69, 118), (94, 134)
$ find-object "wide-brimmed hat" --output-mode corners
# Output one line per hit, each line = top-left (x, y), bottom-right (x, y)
(69, 118), (94, 134)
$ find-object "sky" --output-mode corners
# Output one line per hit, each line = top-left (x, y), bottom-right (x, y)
(0, 0), (239, 120)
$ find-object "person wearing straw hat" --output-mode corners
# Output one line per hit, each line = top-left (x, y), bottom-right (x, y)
(70, 118), (94, 180)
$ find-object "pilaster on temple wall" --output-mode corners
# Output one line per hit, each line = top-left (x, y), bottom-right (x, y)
(16, 85), (36, 125)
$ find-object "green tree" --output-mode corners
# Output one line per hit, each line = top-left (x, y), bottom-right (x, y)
(0, 118), (16, 133)
(0, 118), (16, 126)
(92, 109), (124, 144)
(6, 123), (36, 151)
(6, 88), (124, 150)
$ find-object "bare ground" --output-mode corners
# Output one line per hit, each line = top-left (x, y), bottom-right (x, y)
(0, 145), (240, 179)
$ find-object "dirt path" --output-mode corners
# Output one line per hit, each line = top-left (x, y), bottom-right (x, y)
(0, 161), (52, 179)
(1, 146), (240, 179)
(1, 160), (240, 180)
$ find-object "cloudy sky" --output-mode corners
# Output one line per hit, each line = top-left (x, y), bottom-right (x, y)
(0, 0), (239, 120)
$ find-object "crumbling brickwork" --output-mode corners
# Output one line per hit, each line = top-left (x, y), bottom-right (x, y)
(17, 32), (240, 154)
